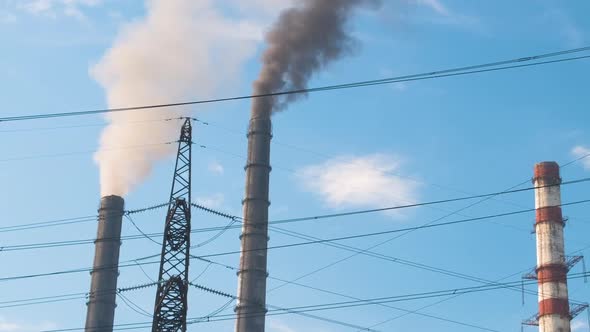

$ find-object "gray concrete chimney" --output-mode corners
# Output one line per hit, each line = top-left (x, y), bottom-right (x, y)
(85, 195), (124, 332)
(235, 108), (272, 332)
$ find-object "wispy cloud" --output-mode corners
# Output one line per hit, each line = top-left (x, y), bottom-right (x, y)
(415, 0), (449, 16)
(0, 316), (57, 332)
(378, 68), (407, 91)
(297, 154), (420, 216)
(268, 319), (297, 332)
(195, 193), (225, 209)
(572, 146), (590, 170)
(0, 11), (17, 23)
(208, 160), (224, 175)
(407, 0), (481, 30)
(18, 0), (102, 20)
(571, 318), (588, 332)
(543, 8), (585, 47)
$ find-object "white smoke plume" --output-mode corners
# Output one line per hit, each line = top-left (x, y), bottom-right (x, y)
(92, 0), (261, 196)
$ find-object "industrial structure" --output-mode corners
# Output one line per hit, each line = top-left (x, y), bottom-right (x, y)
(85, 195), (125, 332)
(235, 106), (273, 332)
(151, 118), (193, 332)
(522, 162), (587, 331)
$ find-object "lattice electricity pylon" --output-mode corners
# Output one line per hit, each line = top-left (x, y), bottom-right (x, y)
(152, 118), (192, 332)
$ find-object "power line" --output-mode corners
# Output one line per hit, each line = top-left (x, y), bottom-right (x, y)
(0, 200), (172, 234)
(183, 273), (590, 327)
(2, 198), (588, 283)
(190, 218), (238, 249)
(0, 142), (173, 163)
(2, 46), (589, 123)
(356, 153), (590, 328)
(562, 151), (590, 168)
(265, 223), (589, 304)
(191, 199), (590, 259)
(192, 199), (588, 324)
(0, 215), (97, 233)
(358, 267), (534, 331)
(3, 177), (586, 251)
(125, 214), (161, 246)
(0, 281), (159, 309)
(192, 177), (589, 227)
(0, 117), (181, 133)
(2, 196), (589, 255)
(232, 177), (590, 226)
(189, 283), (383, 332)
(191, 117), (590, 237)
(192, 256), (499, 331)
(117, 293), (153, 318)
(42, 272), (590, 332)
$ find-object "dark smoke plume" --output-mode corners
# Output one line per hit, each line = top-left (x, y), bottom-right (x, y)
(253, 0), (380, 114)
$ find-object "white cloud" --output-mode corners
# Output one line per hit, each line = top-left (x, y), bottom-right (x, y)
(21, 0), (53, 15)
(208, 160), (224, 175)
(63, 6), (85, 20)
(0, 11), (17, 23)
(0, 317), (57, 332)
(378, 68), (407, 91)
(544, 9), (585, 47)
(572, 146), (590, 170)
(268, 319), (297, 332)
(18, 0), (101, 20)
(572, 319), (588, 331)
(297, 154), (420, 215)
(414, 0), (449, 16)
(404, 0), (481, 30)
(195, 193), (225, 209)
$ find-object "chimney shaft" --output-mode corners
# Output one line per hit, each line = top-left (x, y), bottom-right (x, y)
(533, 162), (571, 332)
(85, 195), (124, 332)
(235, 108), (272, 332)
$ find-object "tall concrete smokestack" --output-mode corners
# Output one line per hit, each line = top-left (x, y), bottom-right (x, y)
(235, 2), (379, 331)
(235, 108), (272, 332)
(533, 162), (571, 332)
(85, 195), (124, 332)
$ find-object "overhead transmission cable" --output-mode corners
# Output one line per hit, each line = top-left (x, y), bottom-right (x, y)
(40, 272), (590, 332)
(191, 256), (499, 332)
(0, 117), (181, 133)
(0, 141), (174, 163)
(190, 202), (589, 305)
(354, 154), (590, 329)
(2, 198), (589, 283)
(2, 177), (586, 249)
(2, 46), (589, 123)
(3, 193), (589, 255)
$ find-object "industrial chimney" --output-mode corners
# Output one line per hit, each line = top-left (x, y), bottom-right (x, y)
(85, 195), (125, 332)
(533, 162), (571, 332)
(235, 108), (272, 332)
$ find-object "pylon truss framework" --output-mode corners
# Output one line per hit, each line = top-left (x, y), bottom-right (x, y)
(152, 118), (192, 332)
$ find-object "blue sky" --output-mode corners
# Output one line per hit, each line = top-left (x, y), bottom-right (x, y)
(0, 0), (589, 331)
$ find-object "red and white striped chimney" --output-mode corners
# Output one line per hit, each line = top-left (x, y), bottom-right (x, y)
(533, 161), (571, 332)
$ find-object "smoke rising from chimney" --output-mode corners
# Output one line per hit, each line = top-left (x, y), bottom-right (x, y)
(252, 0), (380, 115)
(92, 0), (260, 196)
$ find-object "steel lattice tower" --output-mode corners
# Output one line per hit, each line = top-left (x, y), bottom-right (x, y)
(152, 118), (192, 332)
